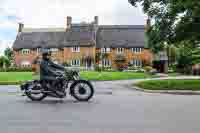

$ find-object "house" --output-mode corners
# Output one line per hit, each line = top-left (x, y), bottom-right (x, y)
(13, 16), (153, 70)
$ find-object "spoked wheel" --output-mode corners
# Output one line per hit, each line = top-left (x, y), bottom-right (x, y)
(25, 82), (47, 101)
(70, 80), (94, 101)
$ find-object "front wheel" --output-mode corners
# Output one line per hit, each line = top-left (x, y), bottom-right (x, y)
(70, 80), (94, 101)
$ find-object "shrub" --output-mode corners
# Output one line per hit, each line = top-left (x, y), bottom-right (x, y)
(94, 65), (102, 72)
(143, 66), (153, 73)
(128, 66), (138, 70)
(62, 62), (71, 67)
(102, 66), (113, 71)
(127, 66), (145, 72)
(168, 64), (178, 73)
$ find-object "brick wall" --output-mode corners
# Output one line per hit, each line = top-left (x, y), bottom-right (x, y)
(14, 47), (153, 68)
(63, 46), (96, 65)
(96, 48), (153, 69)
(14, 50), (38, 67)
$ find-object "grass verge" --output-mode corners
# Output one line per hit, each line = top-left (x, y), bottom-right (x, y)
(135, 79), (200, 91)
(0, 71), (153, 85)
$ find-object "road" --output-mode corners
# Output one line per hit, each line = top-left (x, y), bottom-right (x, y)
(1, 80), (200, 133)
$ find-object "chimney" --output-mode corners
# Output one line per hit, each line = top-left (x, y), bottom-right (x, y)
(18, 23), (24, 32)
(145, 17), (151, 31)
(94, 16), (99, 25)
(66, 16), (72, 29)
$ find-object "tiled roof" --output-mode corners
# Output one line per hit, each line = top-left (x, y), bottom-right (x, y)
(96, 25), (145, 48)
(13, 27), (96, 50)
(13, 25), (146, 50)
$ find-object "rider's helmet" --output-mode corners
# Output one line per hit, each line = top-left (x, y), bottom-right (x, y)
(41, 48), (51, 60)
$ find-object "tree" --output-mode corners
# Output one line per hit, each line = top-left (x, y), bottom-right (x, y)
(166, 44), (179, 66)
(129, 0), (200, 74)
(0, 56), (10, 68)
(0, 57), (4, 68)
(175, 41), (200, 74)
(192, 49), (200, 65)
(176, 45), (193, 74)
(128, 0), (200, 48)
(4, 47), (13, 60)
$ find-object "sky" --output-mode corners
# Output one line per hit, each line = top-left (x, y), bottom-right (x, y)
(0, 0), (146, 55)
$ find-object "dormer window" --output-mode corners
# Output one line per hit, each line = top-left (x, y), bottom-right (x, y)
(132, 48), (143, 53)
(21, 49), (30, 55)
(50, 48), (59, 52)
(72, 46), (80, 52)
(101, 48), (111, 53)
(117, 48), (124, 53)
(37, 48), (41, 53)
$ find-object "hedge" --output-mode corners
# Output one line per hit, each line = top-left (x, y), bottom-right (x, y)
(0, 67), (33, 72)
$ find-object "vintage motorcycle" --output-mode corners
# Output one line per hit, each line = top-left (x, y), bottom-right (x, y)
(20, 69), (94, 101)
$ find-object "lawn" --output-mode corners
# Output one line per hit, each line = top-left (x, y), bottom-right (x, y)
(0, 72), (34, 85)
(0, 71), (152, 84)
(0, 72), (33, 82)
(80, 71), (152, 81)
(135, 79), (200, 91)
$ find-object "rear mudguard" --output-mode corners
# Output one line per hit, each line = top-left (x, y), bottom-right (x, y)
(20, 80), (40, 91)
(20, 81), (32, 91)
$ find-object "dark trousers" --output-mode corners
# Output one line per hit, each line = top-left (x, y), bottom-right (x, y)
(41, 78), (63, 91)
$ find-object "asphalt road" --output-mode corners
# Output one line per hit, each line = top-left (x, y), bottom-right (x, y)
(1, 80), (200, 133)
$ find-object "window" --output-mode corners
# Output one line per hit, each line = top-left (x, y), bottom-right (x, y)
(132, 48), (143, 53)
(102, 59), (111, 67)
(101, 48), (111, 53)
(72, 46), (80, 52)
(37, 48), (41, 53)
(21, 60), (31, 67)
(50, 48), (59, 52)
(22, 64), (31, 68)
(21, 49), (30, 55)
(71, 59), (80, 66)
(132, 59), (142, 67)
(117, 48), (124, 53)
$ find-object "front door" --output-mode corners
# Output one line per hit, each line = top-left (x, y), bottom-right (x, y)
(153, 60), (165, 73)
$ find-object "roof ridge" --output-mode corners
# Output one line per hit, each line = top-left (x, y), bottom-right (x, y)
(99, 25), (145, 29)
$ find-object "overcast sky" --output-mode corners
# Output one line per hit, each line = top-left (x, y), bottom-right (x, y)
(0, 0), (146, 55)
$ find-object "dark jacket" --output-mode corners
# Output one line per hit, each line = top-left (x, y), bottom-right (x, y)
(40, 59), (65, 80)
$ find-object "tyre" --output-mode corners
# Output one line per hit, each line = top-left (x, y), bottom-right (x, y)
(24, 81), (47, 101)
(25, 91), (47, 101)
(70, 80), (94, 101)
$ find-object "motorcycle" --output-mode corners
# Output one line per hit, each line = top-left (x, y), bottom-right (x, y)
(20, 69), (94, 101)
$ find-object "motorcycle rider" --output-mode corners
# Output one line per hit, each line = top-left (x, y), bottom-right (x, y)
(40, 49), (65, 93)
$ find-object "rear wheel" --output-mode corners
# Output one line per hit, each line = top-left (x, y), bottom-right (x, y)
(25, 91), (47, 101)
(25, 81), (47, 101)
(70, 80), (94, 101)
